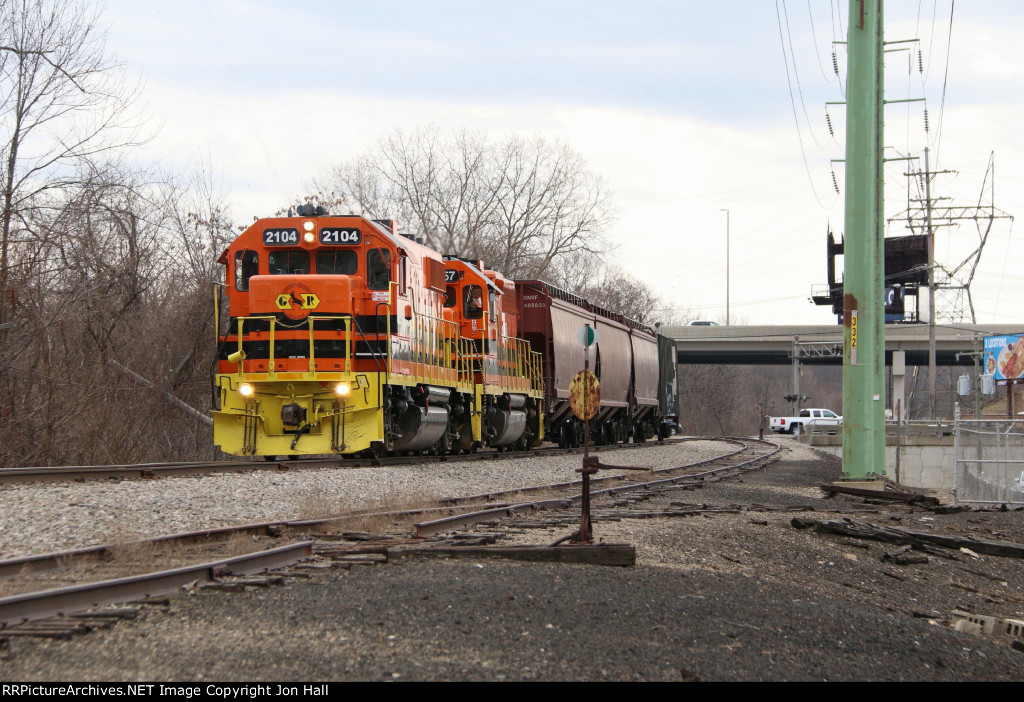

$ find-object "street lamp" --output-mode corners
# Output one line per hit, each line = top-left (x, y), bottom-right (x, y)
(720, 208), (730, 325)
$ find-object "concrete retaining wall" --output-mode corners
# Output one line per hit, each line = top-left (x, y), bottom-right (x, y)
(801, 434), (955, 492)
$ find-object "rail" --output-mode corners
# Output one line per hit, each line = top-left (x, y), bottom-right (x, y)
(416, 438), (781, 536)
(0, 542), (313, 628)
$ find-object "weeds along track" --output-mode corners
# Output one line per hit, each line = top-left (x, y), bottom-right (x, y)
(0, 437), (779, 636)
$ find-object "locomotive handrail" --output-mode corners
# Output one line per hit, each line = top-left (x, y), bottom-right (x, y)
(408, 308), (462, 388)
(227, 314), (360, 376)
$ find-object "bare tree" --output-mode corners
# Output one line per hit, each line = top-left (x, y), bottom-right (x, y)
(484, 135), (611, 279)
(310, 127), (614, 277)
(0, 157), (233, 467)
(555, 258), (663, 325)
(0, 0), (142, 322)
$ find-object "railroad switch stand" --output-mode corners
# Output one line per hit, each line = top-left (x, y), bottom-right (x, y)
(572, 454), (650, 544)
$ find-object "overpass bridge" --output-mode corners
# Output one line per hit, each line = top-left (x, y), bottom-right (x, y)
(659, 324), (1023, 366)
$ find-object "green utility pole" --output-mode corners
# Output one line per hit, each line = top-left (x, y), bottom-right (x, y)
(841, 0), (885, 480)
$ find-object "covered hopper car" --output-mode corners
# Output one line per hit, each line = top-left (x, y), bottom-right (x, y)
(515, 280), (668, 447)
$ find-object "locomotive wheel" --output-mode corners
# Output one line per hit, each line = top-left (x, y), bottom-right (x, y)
(263, 455), (277, 462)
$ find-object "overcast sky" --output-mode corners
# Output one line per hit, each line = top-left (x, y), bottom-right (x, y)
(103, 0), (1023, 327)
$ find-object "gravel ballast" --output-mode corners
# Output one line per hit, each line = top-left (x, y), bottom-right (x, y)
(0, 440), (728, 558)
(3, 438), (1024, 681)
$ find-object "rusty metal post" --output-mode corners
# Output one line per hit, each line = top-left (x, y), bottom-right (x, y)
(578, 339), (594, 543)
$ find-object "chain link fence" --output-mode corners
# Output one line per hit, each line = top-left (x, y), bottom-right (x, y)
(954, 416), (1024, 506)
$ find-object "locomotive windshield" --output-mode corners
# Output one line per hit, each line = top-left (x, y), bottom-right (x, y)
(316, 250), (357, 275)
(464, 285), (483, 319)
(367, 249), (391, 290)
(234, 250), (258, 291)
(269, 250), (309, 275)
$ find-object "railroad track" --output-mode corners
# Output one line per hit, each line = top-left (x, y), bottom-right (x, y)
(0, 438), (681, 486)
(415, 436), (782, 536)
(0, 437), (780, 638)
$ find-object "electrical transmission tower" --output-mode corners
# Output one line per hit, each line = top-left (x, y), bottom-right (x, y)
(890, 151), (1013, 324)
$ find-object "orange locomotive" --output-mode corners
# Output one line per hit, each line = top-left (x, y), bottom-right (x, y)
(212, 207), (544, 458)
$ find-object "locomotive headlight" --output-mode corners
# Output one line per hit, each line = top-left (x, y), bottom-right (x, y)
(238, 383), (255, 398)
(334, 382), (351, 397)
(302, 220), (315, 231)
(303, 231), (315, 243)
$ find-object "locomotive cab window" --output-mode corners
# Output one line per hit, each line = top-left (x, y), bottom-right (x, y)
(316, 250), (357, 275)
(234, 250), (259, 291)
(488, 290), (498, 323)
(463, 284), (483, 319)
(443, 285), (457, 308)
(367, 249), (391, 290)
(268, 250), (309, 275)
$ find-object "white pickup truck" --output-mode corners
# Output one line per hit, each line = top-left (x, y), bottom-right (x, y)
(770, 408), (842, 435)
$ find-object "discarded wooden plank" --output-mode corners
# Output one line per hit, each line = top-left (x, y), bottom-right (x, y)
(595, 509), (738, 519)
(201, 583), (245, 592)
(820, 484), (941, 507)
(294, 561), (345, 570)
(70, 608), (140, 620)
(883, 545), (929, 565)
(313, 544), (390, 556)
(437, 536), (497, 546)
(330, 554), (387, 565)
(66, 618), (117, 630)
(389, 543), (636, 567)
(1, 627), (80, 638)
(225, 576), (285, 587)
(791, 517), (1024, 559)
(447, 533), (501, 543)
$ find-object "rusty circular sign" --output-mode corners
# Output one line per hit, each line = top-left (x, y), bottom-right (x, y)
(569, 369), (600, 421)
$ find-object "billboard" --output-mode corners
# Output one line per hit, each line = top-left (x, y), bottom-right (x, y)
(984, 334), (1024, 380)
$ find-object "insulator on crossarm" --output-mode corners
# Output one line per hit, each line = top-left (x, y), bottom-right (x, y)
(923, 108), (930, 133)
(831, 169), (840, 194)
(918, 49), (924, 73)
(826, 111), (834, 136)
(832, 51), (840, 76)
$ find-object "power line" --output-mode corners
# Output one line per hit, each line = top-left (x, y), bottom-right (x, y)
(927, 1), (955, 160)
(781, 0), (831, 149)
(774, 0), (840, 211)
(806, 0), (838, 85)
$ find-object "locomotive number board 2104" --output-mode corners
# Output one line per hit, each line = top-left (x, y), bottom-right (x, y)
(263, 228), (299, 246)
(320, 228), (361, 245)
